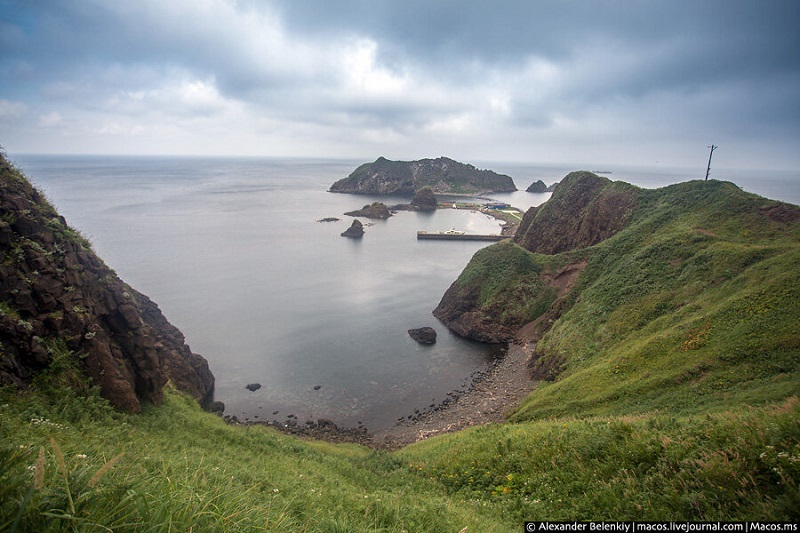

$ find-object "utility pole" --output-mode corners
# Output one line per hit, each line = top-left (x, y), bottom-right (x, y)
(705, 144), (717, 181)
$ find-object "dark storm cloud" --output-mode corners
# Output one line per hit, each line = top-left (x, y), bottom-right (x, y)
(0, 0), (798, 166)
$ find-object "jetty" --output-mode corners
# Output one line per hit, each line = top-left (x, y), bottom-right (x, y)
(417, 231), (510, 241)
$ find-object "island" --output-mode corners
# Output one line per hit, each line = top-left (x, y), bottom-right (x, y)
(329, 156), (517, 195)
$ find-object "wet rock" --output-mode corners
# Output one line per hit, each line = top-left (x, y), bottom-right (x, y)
(408, 327), (437, 344)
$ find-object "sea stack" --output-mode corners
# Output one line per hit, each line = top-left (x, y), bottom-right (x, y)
(410, 187), (438, 211)
(341, 219), (365, 238)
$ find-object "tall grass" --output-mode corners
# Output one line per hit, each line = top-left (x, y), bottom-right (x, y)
(0, 383), (509, 532)
(401, 397), (800, 522)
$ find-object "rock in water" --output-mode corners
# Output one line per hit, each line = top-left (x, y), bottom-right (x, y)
(341, 219), (365, 238)
(408, 327), (437, 344)
(410, 187), (438, 210)
(344, 202), (392, 219)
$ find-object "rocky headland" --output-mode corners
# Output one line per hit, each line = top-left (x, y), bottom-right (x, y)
(329, 156), (517, 195)
(433, 171), (639, 343)
(0, 154), (216, 413)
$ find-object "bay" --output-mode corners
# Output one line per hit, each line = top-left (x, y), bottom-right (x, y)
(12, 155), (799, 430)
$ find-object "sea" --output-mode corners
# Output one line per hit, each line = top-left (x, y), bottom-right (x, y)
(11, 155), (800, 430)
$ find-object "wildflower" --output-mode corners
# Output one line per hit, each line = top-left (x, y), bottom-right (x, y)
(76, 454), (87, 459)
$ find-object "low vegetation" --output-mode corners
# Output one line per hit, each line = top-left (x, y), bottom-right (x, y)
(2, 164), (798, 530)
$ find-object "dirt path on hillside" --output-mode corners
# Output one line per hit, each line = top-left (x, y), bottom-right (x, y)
(371, 341), (537, 450)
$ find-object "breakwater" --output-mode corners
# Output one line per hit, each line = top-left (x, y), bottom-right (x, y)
(417, 231), (510, 241)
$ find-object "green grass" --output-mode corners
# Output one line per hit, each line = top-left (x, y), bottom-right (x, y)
(2, 383), (797, 530)
(2, 169), (799, 528)
(505, 181), (800, 423)
(0, 387), (509, 532)
(403, 398), (800, 522)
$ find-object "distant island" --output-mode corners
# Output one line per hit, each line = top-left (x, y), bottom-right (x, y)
(329, 156), (517, 195)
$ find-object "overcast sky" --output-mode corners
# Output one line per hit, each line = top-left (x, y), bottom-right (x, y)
(1, 0), (798, 169)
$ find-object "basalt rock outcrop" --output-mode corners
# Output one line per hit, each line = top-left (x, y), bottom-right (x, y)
(0, 154), (215, 413)
(329, 156), (517, 195)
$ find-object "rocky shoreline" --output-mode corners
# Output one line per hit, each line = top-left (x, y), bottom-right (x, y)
(228, 340), (537, 449)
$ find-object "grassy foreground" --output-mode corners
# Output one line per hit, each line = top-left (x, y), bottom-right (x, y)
(1, 380), (798, 531)
(2, 177), (798, 530)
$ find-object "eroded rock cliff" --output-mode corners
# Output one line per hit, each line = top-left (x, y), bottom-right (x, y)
(0, 154), (215, 412)
(513, 171), (639, 254)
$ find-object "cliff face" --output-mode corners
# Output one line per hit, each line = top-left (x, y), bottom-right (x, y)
(513, 171), (639, 254)
(329, 156), (517, 195)
(0, 155), (214, 413)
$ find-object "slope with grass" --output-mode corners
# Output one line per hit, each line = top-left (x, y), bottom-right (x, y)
(2, 162), (798, 529)
(435, 175), (799, 422)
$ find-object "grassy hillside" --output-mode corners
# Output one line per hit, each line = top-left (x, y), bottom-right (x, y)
(2, 172), (798, 529)
(509, 179), (799, 422)
(2, 373), (797, 530)
(1, 372), (509, 532)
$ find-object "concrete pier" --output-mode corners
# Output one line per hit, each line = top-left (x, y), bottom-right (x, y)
(416, 231), (510, 241)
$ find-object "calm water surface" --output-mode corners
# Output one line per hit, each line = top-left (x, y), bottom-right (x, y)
(13, 155), (799, 429)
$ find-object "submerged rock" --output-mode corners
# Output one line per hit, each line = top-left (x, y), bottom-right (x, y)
(408, 327), (437, 344)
